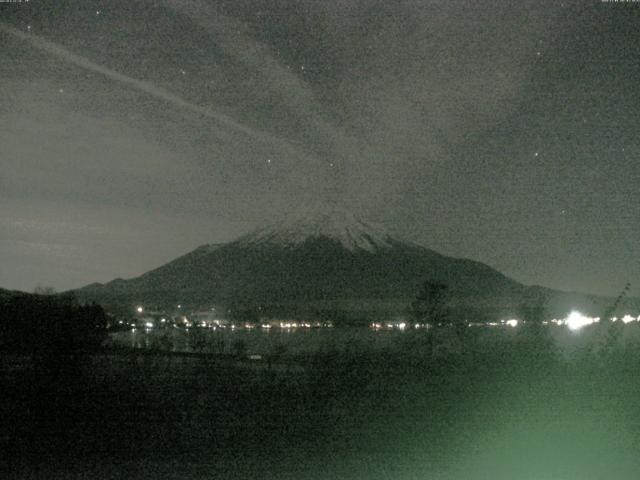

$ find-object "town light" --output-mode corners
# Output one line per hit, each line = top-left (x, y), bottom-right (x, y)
(566, 311), (597, 331)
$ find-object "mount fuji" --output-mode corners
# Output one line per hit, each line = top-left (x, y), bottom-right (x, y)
(75, 204), (617, 321)
(235, 205), (398, 253)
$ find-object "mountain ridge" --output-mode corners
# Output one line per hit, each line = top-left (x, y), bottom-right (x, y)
(73, 207), (637, 321)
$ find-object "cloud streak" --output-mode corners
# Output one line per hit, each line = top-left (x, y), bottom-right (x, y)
(0, 21), (306, 160)
(161, 0), (365, 165)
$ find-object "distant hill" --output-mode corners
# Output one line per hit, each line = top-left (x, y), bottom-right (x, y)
(0, 288), (33, 303)
(74, 205), (638, 321)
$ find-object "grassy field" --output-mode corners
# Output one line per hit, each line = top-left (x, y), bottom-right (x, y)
(3, 324), (640, 479)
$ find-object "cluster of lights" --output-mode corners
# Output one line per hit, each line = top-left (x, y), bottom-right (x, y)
(278, 321), (332, 329)
(484, 319), (519, 328)
(131, 305), (640, 334)
(368, 312), (640, 333)
(130, 316), (334, 331)
(546, 312), (640, 331)
(370, 322), (427, 330)
(615, 314), (639, 324)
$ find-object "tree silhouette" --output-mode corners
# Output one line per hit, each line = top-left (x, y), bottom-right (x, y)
(33, 285), (57, 296)
(518, 292), (548, 325)
(410, 280), (449, 326)
(0, 291), (107, 358)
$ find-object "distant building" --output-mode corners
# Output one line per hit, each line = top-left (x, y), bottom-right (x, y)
(134, 310), (170, 328)
(190, 310), (227, 327)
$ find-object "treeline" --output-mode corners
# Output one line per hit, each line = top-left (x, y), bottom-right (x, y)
(0, 291), (108, 357)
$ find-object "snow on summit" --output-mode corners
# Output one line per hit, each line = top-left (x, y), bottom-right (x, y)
(235, 203), (398, 252)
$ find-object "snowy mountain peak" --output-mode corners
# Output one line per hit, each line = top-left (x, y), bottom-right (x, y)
(234, 204), (399, 252)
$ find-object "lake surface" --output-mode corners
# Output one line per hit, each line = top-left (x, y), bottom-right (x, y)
(111, 325), (412, 356)
(110, 321), (640, 358)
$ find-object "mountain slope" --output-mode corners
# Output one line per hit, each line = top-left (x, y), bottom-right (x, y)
(236, 205), (397, 252)
(74, 205), (633, 320)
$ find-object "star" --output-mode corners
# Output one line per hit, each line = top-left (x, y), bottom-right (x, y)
(96, 10), (102, 16)
(26, 25), (32, 32)
(266, 158), (272, 164)
(180, 69), (187, 76)
(534, 152), (539, 157)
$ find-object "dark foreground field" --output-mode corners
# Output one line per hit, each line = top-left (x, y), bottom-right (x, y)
(2, 325), (640, 480)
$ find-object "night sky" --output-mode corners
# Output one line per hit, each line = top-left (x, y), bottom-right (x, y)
(1, 0), (639, 296)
